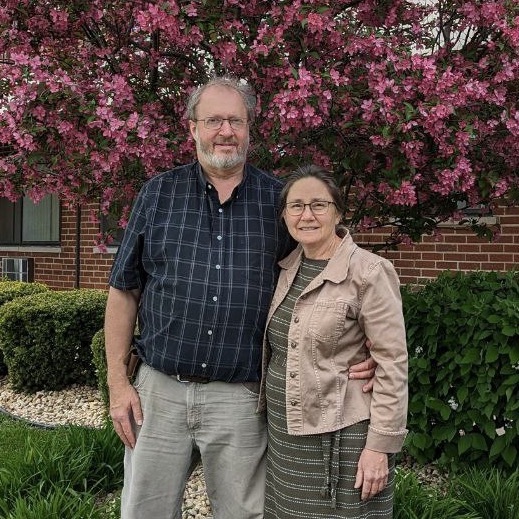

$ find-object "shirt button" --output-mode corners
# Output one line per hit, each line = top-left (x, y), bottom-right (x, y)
(290, 372), (297, 378)
(218, 208), (223, 213)
(290, 400), (298, 406)
(207, 330), (213, 335)
(291, 341), (297, 348)
(294, 317), (299, 323)
(217, 235), (222, 240)
(201, 363), (207, 368)
(215, 264), (221, 270)
(212, 296), (218, 301)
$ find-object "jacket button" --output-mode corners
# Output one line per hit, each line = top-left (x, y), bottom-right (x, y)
(290, 341), (297, 349)
(290, 400), (298, 406)
(290, 372), (297, 378)
(294, 317), (299, 323)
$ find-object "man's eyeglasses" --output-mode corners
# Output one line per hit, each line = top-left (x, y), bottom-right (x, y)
(194, 117), (248, 130)
(285, 201), (336, 216)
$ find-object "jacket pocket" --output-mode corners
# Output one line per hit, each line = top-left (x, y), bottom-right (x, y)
(307, 300), (349, 341)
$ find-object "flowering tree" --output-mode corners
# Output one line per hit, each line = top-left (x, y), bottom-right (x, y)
(0, 0), (518, 246)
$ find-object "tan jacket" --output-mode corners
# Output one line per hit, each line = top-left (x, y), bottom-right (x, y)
(258, 232), (408, 453)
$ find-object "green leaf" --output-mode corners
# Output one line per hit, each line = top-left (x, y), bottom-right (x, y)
(482, 420), (496, 439)
(458, 434), (472, 455)
(485, 344), (499, 363)
(439, 404), (451, 421)
(416, 357), (429, 369)
(459, 349), (480, 364)
(502, 325), (517, 337)
(509, 348), (519, 363)
(489, 435), (507, 457)
(502, 445), (517, 467)
(431, 424), (456, 442)
(470, 433), (488, 451)
(483, 403), (494, 419)
(412, 433), (432, 449)
(457, 386), (469, 404)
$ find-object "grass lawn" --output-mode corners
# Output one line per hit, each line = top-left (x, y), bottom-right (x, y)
(0, 412), (517, 519)
(0, 412), (122, 519)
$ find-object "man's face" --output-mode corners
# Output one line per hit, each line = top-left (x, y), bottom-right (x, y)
(189, 85), (250, 172)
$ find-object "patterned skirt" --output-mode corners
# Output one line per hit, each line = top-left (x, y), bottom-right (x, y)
(265, 357), (395, 519)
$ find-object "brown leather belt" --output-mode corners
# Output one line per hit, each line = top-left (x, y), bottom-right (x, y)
(176, 374), (212, 384)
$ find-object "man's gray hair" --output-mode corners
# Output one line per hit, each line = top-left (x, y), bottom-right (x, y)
(186, 76), (257, 123)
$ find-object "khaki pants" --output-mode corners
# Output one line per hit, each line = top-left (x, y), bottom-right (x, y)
(121, 363), (267, 519)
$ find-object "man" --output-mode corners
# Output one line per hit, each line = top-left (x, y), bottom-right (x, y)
(105, 75), (376, 519)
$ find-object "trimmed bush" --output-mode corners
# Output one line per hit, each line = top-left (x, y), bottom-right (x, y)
(0, 280), (49, 306)
(0, 289), (107, 391)
(91, 327), (139, 413)
(91, 329), (109, 410)
(0, 281), (49, 376)
(403, 271), (519, 473)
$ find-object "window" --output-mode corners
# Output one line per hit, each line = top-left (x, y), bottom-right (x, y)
(0, 194), (60, 245)
(457, 201), (492, 218)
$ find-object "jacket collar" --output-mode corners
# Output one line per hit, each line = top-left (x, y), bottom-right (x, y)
(278, 230), (358, 284)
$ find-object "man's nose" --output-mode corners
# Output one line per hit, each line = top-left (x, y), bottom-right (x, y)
(218, 120), (234, 134)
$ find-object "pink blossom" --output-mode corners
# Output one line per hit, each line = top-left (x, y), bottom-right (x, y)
(386, 181), (418, 206)
(49, 9), (69, 32)
(0, 0), (517, 248)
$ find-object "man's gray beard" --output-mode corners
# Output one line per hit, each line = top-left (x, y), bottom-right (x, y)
(196, 139), (249, 170)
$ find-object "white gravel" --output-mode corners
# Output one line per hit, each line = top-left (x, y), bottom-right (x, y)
(0, 376), (212, 518)
(0, 377), (106, 428)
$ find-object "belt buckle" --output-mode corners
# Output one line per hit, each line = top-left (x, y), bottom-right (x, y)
(176, 374), (210, 384)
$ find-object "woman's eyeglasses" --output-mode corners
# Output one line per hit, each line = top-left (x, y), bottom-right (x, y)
(285, 201), (336, 216)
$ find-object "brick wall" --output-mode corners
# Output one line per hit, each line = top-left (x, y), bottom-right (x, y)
(354, 203), (519, 285)
(1, 202), (517, 291)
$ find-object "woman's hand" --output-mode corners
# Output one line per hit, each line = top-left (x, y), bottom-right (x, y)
(354, 448), (388, 500)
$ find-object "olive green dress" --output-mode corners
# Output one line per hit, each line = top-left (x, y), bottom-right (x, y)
(264, 258), (395, 519)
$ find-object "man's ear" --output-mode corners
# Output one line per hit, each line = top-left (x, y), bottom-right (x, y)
(188, 120), (197, 141)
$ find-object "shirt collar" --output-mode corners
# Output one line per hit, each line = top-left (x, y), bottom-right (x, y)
(279, 231), (358, 284)
(195, 161), (249, 199)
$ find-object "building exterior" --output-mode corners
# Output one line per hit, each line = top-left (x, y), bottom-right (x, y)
(0, 200), (113, 290)
(0, 195), (517, 290)
(355, 204), (519, 285)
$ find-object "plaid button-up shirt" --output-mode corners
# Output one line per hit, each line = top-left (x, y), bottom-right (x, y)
(109, 162), (293, 382)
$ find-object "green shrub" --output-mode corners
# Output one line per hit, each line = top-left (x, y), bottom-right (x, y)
(91, 326), (140, 413)
(91, 328), (109, 411)
(0, 486), (102, 519)
(394, 469), (478, 519)
(0, 289), (107, 391)
(0, 280), (49, 306)
(448, 467), (519, 519)
(0, 281), (49, 376)
(0, 423), (123, 519)
(402, 271), (519, 473)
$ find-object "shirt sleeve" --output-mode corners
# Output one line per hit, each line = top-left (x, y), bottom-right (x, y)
(108, 185), (148, 291)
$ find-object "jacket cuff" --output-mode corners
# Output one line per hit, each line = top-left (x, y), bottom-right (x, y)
(365, 425), (408, 453)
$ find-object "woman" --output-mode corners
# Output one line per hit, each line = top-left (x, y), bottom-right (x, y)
(259, 165), (408, 518)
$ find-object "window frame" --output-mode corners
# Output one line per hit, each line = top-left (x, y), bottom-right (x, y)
(0, 195), (61, 246)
